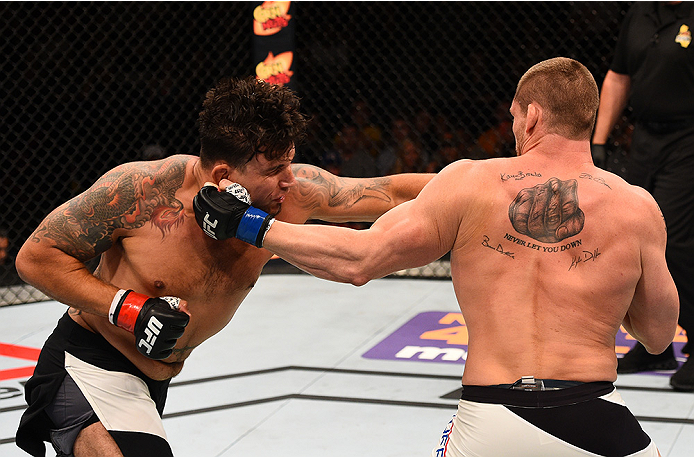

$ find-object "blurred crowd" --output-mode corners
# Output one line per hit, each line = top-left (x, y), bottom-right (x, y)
(312, 99), (516, 179)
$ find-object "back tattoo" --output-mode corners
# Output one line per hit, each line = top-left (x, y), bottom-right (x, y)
(508, 177), (584, 243)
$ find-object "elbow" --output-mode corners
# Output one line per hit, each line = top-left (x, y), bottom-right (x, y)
(643, 340), (673, 357)
(341, 264), (372, 287)
(15, 244), (34, 283)
(641, 322), (679, 356)
(349, 274), (371, 287)
(340, 257), (376, 287)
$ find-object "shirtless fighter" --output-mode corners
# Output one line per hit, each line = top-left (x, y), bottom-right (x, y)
(14, 77), (433, 457)
(194, 59), (679, 456)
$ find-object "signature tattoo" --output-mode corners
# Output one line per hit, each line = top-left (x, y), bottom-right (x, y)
(500, 171), (542, 182)
(579, 172), (611, 189)
(509, 177), (585, 243)
(569, 248), (601, 271)
(31, 157), (188, 261)
(291, 164), (392, 210)
(482, 235), (515, 259)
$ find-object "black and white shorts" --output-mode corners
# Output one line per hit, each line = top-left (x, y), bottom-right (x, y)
(45, 353), (172, 457)
(16, 312), (173, 457)
(432, 381), (659, 457)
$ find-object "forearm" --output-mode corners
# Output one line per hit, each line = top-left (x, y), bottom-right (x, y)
(592, 70), (630, 144)
(623, 305), (678, 355)
(84, 311), (185, 380)
(16, 243), (118, 317)
(264, 221), (374, 285)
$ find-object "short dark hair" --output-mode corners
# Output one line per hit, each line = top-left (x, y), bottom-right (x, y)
(514, 57), (599, 141)
(198, 77), (308, 169)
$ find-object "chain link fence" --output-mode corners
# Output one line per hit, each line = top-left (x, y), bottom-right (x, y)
(2, 2), (634, 303)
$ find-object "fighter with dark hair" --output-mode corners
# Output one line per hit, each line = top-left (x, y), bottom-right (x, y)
(15, 76), (433, 457)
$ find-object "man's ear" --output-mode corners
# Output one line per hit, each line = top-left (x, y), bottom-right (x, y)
(526, 103), (540, 133)
(210, 163), (233, 184)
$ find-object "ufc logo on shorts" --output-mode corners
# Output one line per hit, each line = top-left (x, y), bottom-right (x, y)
(202, 213), (218, 239)
(138, 316), (163, 355)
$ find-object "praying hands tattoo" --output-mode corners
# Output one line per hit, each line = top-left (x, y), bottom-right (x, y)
(508, 177), (584, 243)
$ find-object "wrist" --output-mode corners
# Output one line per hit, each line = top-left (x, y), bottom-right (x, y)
(110, 289), (148, 332)
(236, 207), (274, 247)
(109, 289), (129, 325)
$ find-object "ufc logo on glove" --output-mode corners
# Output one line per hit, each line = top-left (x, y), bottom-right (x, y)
(202, 213), (219, 239)
(138, 316), (163, 355)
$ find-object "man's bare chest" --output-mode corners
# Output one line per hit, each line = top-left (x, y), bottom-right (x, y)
(103, 221), (272, 302)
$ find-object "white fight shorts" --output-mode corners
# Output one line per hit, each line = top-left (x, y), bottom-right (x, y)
(432, 381), (659, 457)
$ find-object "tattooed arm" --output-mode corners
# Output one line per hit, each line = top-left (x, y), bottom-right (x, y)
(264, 162), (466, 284)
(15, 157), (188, 317)
(288, 164), (434, 223)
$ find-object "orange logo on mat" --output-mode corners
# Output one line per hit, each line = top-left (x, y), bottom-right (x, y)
(253, 1), (292, 36)
(420, 312), (469, 345)
(256, 51), (294, 86)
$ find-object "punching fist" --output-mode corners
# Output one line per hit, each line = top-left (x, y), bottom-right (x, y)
(109, 289), (190, 360)
(508, 177), (584, 243)
(193, 183), (274, 248)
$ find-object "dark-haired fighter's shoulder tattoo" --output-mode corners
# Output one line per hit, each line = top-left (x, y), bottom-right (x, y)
(508, 177), (584, 243)
(291, 164), (392, 211)
(31, 156), (188, 261)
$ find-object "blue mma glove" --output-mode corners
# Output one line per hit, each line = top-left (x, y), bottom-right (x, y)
(193, 183), (274, 247)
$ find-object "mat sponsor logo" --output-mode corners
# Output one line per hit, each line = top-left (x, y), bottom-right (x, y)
(363, 312), (688, 375)
(363, 312), (469, 364)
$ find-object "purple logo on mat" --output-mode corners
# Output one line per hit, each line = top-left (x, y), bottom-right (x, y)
(363, 312), (688, 375)
(363, 312), (469, 365)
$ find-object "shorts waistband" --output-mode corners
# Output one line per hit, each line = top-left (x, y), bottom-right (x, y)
(490, 377), (584, 391)
(461, 381), (615, 408)
(57, 311), (108, 347)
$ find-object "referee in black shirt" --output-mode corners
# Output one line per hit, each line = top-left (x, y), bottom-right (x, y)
(592, 1), (694, 391)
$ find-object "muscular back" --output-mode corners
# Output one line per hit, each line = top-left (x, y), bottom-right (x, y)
(442, 155), (669, 384)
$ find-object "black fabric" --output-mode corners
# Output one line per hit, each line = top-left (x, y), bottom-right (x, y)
(109, 430), (174, 457)
(608, 0), (694, 359)
(611, 2), (694, 121)
(627, 124), (694, 333)
(461, 381), (614, 408)
(45, 374), (98, 456)
(461, 382), (652, 457)
(507, 398), (651, 457)
(16, 312), (171, 457)
(49, 414), (99, 457)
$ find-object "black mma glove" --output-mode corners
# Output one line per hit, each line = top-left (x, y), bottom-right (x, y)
(193, 183), (275, 248)
(591, 143), (607, 169)
(109, 289), (190, 360)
